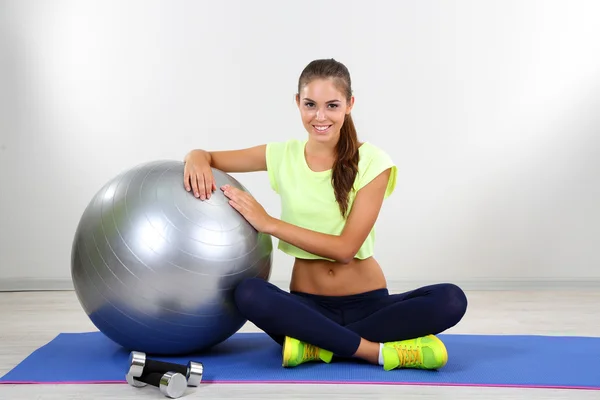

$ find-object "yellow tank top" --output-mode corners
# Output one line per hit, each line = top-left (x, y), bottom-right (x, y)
(265, 138), (397, 260)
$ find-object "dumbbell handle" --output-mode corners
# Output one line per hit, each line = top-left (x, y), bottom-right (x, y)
(144, 359), (188, 376)
(137, 371), (167, 387)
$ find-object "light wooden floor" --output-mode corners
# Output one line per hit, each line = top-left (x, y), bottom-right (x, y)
(1, 289), (599, 399)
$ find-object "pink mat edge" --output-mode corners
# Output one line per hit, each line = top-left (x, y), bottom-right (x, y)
(1, 380), (598, 390)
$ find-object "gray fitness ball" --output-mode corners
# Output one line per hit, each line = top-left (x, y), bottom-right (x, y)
(71, 160), (273, 355)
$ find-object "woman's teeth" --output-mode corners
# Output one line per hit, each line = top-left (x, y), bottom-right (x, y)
(314, 125), (331, 132)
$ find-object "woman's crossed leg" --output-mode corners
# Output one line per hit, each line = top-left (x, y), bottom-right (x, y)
(233, 277), (467, 370)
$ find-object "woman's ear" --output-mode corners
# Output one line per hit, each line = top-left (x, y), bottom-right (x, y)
(346, 96), (355, 114)
(295, 93), (300, 106)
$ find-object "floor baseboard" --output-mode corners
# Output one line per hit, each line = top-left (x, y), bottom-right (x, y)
(1, 277), (600, 292)
(0, 278), (76, 292)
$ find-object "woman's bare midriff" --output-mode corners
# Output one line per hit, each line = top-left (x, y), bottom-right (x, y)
(289, 256), (388, 296)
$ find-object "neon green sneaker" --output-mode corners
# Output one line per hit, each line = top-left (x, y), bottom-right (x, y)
(282, 336), (333, 367)
(382, 334), (448, 371)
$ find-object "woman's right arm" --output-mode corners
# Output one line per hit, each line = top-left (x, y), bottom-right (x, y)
(183, 145), (267, 199)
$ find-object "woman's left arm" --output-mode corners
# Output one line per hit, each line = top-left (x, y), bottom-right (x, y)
(222, 168), (392, 264)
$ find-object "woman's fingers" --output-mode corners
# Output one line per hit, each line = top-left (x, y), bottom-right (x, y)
(203, 174), (212, 199)
(196, 173), (207, 199)
(190, 171), (199, 196)
(183, 169), (191, 192)
(222, 186), (251, 207)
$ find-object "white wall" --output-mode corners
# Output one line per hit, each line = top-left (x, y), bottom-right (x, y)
(1, 0), (599, 291)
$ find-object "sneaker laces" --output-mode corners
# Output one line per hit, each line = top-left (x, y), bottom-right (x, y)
(392, 344), (422, 367)
(302, 344), (320, 361)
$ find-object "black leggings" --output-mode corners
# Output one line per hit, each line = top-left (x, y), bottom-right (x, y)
(233, 278), (468, 358)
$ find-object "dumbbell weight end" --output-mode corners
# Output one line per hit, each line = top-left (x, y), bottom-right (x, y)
(126, 371), (187, 399)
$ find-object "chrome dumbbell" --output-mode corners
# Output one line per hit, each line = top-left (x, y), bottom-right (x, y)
(126, 351), (204, 387)
(126, 371), (188, 399)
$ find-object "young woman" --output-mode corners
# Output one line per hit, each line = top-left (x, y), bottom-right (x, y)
(183, 59), (467, 371)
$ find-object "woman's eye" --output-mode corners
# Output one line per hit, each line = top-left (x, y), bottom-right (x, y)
(303, 102), (339, 109)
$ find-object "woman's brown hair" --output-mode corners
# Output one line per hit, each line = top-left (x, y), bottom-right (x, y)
(297, 59), (359, 218)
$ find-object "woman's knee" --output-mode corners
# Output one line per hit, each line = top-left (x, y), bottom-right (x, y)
(234, 277), (269, 299)
(440, 283), (468, 326)
(233, 277), (273, 316)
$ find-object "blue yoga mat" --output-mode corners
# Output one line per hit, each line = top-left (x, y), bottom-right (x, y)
(1, 331), (599, 390)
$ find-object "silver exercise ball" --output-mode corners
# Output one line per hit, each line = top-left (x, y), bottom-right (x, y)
(70, 160), (272, 355)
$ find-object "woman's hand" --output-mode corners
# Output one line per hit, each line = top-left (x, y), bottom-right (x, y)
(221, 184), (275, 233)
(183, 150), (216, 200)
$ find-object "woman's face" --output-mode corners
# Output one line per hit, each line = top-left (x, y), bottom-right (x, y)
(296, 78), (354, 146)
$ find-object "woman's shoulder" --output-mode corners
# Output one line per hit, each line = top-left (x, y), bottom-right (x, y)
(358, 141), (395, 164)
(267, 137), (305, 153)
(265, 138), (306, 174)
(356, 141), (397, 197)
